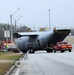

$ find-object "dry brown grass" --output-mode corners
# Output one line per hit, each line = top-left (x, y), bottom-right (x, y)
(0, 62), (14, 75)
(0, 52), (23, 60)
(0, 52), (23, 75)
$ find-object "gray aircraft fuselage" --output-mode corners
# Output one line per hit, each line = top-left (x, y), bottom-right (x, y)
(14, 29), (70, 53)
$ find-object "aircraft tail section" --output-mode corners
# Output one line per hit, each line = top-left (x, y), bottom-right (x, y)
(49, 29), (71, 44)
(54, 29), (71, 34)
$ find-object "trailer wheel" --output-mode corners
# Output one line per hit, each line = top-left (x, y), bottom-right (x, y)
(22, 51), (27, 53)
(28, 49), (35, 53)
(31, 49), (35, 53)
(46, 49), (53, 53)
(60, 50), (64, 53)
(47, 50), (50, 53)
(69, 49), (71, 52)
(54, 50), (56, 53)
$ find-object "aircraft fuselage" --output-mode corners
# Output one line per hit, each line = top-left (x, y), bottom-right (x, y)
(14, 29), (70, 53)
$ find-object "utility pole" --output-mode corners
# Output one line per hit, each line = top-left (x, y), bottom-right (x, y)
(48, 9), (51, 30)
(10, 15), (13, 42)
(10, 7), (20, 42)
(15, 20), (16, 32)
(14, 16), (23, 32)
(34, 24), (35, 31)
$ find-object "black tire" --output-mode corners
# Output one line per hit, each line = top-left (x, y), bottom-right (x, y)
(46, 49), (53, 53)
(31, 50), (35, 53)
(69, 49), (71, 52)
(60, 50), (64, 53)
(22, 51), (27, 53)
(28, 49), (31, 53)
(29, 49), (35, 53)
(54, 50), (56, 53)
(47, 50), (50, 53)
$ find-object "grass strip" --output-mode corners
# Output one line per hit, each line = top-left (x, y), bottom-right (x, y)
(0, 52), (23, 75)
(0, 52), (23, 60)
(0, 62), (14, 75)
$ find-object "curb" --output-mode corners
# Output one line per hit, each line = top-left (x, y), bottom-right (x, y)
(5, 53), (25, 75)
(5, 65), (16, 75)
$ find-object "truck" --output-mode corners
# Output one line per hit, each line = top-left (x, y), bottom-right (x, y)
(0, 41), (20, 53)
(53, 41), (72, 53)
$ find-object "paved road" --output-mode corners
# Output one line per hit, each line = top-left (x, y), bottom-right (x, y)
(12, 51), (74, 75)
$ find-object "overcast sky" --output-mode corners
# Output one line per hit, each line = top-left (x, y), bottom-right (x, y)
(0, 0), (74, 30)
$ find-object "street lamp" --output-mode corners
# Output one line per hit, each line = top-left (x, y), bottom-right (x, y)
(14, 16), (23, 32)
(10, 7), (20, 42)
(48, 9), (51, 30)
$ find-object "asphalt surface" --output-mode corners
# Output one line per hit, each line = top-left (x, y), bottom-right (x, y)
(11, 50), (74, 75)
